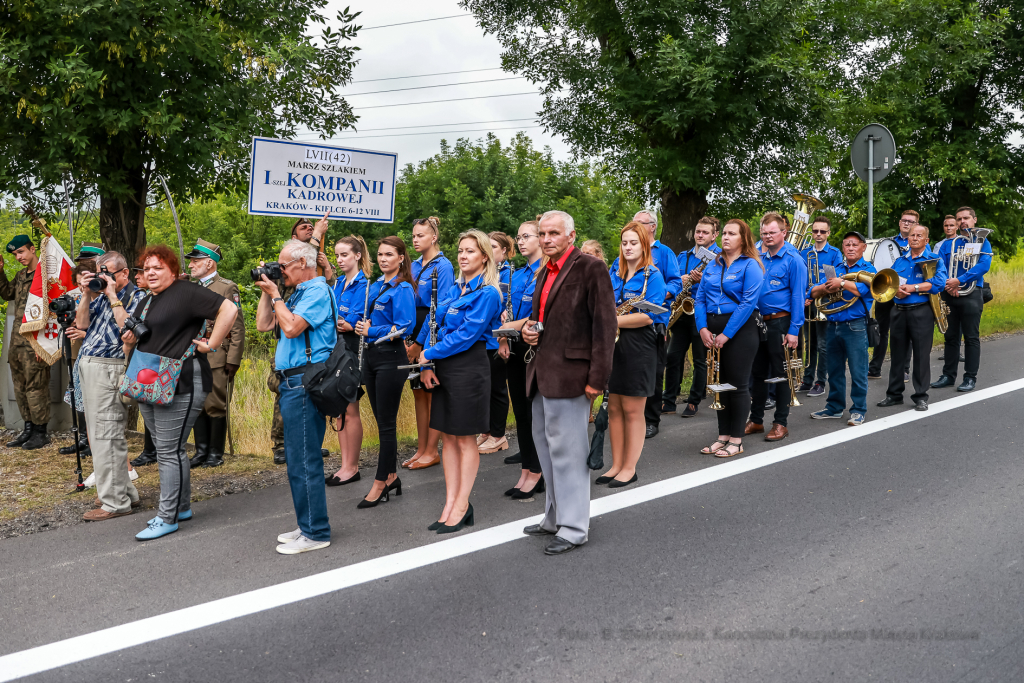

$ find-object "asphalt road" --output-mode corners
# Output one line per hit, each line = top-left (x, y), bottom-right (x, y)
(2, 336), (1023, 682)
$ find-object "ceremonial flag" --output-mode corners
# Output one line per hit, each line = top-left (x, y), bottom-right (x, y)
(18, 234), (79, 365)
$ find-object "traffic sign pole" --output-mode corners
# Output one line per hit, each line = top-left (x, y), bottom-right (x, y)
(867, 136), (874, 239)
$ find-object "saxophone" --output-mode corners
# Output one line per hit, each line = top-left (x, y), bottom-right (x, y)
(668, 246), (715, 328)
(614, 267), (650, 343)
(918, 259), (949, 334)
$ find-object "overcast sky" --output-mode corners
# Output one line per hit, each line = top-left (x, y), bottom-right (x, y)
(300, 0), (573, 167)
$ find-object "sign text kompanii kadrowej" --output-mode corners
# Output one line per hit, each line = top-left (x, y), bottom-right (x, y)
(248, 137), (398, 223)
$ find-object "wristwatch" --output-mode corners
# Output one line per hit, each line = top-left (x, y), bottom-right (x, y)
(271, 297), (283, 304)
(914, 284), (919, 293)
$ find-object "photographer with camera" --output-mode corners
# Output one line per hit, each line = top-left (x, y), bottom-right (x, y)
(75, 251), (147, 522)
(121, 245), (238, 541)
(255, 239), (337, 554)
(59, 260), (98, 459)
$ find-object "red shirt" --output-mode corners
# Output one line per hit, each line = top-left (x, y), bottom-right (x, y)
(538, 245), (575, 322)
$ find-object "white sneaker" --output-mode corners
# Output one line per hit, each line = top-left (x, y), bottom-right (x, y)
(83, 472), (95, 488)
(276, 534), (330, 555)
(129, 469), (139, 481)
(277, 528), (302, 544)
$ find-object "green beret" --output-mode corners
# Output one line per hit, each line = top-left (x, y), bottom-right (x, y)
(6, 235), (32, 253)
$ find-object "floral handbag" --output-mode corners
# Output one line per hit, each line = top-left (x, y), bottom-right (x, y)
(118, 297), (200, 406)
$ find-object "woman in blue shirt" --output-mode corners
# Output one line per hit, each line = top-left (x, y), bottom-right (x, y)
(353, 236), (416, 509)
(325, 235), (371, 488)
(479, 231), (517, 455)
(402, 217), (455, 471)
(694, 219), (765, 458)
(415, 230), (503, 533)
(496, 219), (545, 498)
(600, 222), (667, 489)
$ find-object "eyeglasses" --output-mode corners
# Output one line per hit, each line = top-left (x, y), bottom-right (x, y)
(899, 218), (915, 224)
(811, 229), (829, 234)
(515, 234), (538, 242)
(637, 220), (656, 226)
(280, 257), (301, 269)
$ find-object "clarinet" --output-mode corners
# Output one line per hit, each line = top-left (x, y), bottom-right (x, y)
(398, 270), (437, 370)
(357, 273), (371, 372)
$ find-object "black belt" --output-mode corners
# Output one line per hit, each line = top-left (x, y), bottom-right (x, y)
(274, 366), (306, 380)
(895, 302), (928, 311)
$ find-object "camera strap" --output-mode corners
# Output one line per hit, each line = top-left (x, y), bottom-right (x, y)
(303, 286), (337, 363)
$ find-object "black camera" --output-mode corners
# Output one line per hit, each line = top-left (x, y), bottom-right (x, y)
(49, 293), (77, 327)
(250, 261), (283, 282)
(122, 315), (151, 343)
(87, 265), (113, 292)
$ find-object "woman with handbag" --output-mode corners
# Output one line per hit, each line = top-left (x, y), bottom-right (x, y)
(694, 219), (765, 458)
(325, 235), (372, 487)
(599, 222), (667, 488)
(122, 245), (238, 541)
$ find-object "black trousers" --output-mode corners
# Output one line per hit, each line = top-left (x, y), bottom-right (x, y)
(362, 341), (407, 481)
(870, 298), (911, 376)
(886, 304), (934, 403)
(749, 315), (793, 427)
(941, 289), (982, 380)
(663, 314), (707, 406)
(706, 313), (759, 439)
(506, 341), (541, 473)
(488, 351), (510, 438)
(644, 330), (668, 426)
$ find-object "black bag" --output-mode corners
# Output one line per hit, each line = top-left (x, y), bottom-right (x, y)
(721, 264), (767, 341)
(587, 392), (609, 470)
(982, 282), (994, 304)
(858, 298), (881, 347)
(300, 290), (361, 428)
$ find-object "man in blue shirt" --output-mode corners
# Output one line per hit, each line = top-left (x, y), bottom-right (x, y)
(663, 216), (720, 418)
(256, 239), (338, 555)
(869, 209), (917, 378)
(798, 216), (842, 397)
(809, 232), (877, 425)
(877, 224), (947, 411)
(746, 212), (807, 442)
(931, 206), (992, 393)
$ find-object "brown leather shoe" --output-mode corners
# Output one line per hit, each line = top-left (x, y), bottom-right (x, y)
(408, 455), (440, 470)
(83, 508), (134, 522)
(744, 421), (764, 435)
(765, 423), (789, 441)
(95, 497), (141, 509)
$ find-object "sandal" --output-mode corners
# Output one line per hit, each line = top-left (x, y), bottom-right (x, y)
(714, 442), (744, 458)
(700, 440), (728, 455)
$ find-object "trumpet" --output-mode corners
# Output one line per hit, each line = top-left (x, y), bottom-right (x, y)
(815, 268), (899, 317)
(782, 342), (803, 408)
(705, 334), (736, 410)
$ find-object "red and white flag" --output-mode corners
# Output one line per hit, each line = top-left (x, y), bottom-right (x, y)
(18, 234), (80, 365)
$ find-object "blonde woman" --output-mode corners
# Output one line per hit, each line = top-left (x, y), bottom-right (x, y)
(414, 231), (503, 533)
(581, 240), (605, 262)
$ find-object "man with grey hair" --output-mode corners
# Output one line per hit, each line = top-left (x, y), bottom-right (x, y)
(521, 210), (616, 555)
(610, 210), (682, 437)
(256, 238), (338, 554)
(74, 250), (147, 521)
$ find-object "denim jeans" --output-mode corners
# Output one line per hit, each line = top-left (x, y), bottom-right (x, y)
(279, 374), (330, 542)
(825, 318), (869, 416)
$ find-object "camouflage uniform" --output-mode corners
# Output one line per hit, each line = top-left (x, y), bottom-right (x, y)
(0, 267), (51, 425)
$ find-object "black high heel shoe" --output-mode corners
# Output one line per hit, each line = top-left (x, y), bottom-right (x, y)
(326, 471), (361, 487)
(356, 484), (390, 509)
(385, 477), (402, 497)
(427, 520), (443, 531)
(436, 504), (474, 534)
(511, 477), (544, 499)
(504, 486), (520, 497)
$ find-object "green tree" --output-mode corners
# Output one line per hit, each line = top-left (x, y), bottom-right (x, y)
(0, 0), (360, 268)
(460, 0), (844, 252)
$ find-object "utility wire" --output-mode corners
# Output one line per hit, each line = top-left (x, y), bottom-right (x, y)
(355, 92), (541, 110)
(352, 67), (503, 83)
(361, 14), (472, 31)
(343, 76), (525, 97)
(292, 118), (537, 139)
(318, 125), (544, 141)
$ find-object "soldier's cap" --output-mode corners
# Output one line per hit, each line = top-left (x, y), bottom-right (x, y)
(185, 238), (222, 262)
(75, 242), (105, 260)
(6, 235), (32, 253)
(291, 217), (313, 237)
(843, 231), (867, 244)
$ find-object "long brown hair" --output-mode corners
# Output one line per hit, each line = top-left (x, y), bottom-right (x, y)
(336, 235), (372, 277)
(377, 236), (415, 286)
(616, 221), (654, 279)
(720, 219), (764, 271)
(488, 231), (516, 261)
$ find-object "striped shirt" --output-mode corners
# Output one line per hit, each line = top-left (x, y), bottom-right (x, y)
(79, 285), (147, 359)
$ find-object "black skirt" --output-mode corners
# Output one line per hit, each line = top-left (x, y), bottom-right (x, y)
(430, 340), (490, 435)
(608, 325), (657, 397)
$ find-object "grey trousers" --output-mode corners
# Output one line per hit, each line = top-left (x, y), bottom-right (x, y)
(532, 393), (592, 545)
(80, 356), (139, 514)
(140, 364), (207, 524)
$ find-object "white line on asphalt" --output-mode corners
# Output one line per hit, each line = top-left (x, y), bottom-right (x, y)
(2, 378), (1022, 681)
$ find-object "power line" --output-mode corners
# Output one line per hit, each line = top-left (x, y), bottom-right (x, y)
(293, 118), (537, 139)
(316, 125), (544, 141)
(343, 76), (525, 97)
(352, 67), (503, 83)
(361, 14), (472, 31)
(355, 92), (541, 110)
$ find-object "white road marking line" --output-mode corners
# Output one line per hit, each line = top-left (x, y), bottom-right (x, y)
(2, 378), (1021, 681)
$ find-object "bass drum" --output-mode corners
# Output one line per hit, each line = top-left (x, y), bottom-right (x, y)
(867, 237), (903, 270)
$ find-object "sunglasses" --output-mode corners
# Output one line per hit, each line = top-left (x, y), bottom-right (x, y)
(811, 229), (829, 234)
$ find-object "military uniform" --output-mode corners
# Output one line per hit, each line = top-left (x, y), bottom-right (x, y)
(1, 254), (52, 446)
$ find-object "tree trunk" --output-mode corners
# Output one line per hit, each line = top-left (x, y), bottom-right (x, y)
(659, 186), (708, 254)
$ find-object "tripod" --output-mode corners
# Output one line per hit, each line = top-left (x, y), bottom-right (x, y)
(58, 319), (86, 493)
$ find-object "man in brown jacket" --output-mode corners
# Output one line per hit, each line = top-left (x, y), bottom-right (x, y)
(522, 210), (616, 555)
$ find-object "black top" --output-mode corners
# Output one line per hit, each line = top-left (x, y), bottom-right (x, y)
(135, 280), (226, 394)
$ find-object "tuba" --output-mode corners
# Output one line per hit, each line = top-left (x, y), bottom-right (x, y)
(815, 268), (899, 317)
(948, 228), (993, 296)
(787, 193), (826, 251)
(918, 259), (949, 333)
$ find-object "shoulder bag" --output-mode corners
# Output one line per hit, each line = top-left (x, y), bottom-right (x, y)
(119, 296), (203, 406)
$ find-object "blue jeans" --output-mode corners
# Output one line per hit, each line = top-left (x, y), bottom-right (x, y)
(825, 319), (869, 416)
(279, 374), (330, 542)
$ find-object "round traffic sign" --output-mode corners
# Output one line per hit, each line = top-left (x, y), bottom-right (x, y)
(850, 123), (896, 183)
